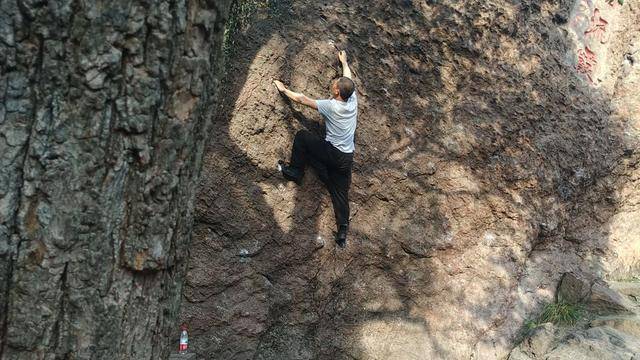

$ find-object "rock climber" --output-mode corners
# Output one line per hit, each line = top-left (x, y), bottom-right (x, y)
(273, 50), (357, 248)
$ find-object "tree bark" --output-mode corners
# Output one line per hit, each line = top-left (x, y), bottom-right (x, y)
(0, 0), (230, 358)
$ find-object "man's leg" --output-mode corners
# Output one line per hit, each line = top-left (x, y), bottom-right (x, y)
(326, 151), (353, 247)
(326, 171), (351, 247)
(283, 130), (327, 183)
(327, 172), (350, 227)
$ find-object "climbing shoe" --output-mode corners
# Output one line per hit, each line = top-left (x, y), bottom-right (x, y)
(336, 224), (348, 248)
(278, 161), (302, 185)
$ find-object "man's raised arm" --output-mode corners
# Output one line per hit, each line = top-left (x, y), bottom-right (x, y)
(338, 50), (352, 79)
(273, 80), (318, 110)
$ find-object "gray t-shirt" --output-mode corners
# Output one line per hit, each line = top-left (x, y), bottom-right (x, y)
(316, 92), (358, 153)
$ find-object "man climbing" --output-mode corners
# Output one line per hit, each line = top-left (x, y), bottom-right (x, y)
(273, 50), (357, 248)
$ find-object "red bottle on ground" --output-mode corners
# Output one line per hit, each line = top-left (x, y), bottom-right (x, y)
(179, 324), (188, 353)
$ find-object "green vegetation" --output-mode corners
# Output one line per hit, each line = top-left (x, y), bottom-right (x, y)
(522, 319), (540, 333)
(520, 301), (585, 338)
(612, 275), (640, 282)
(537, 301), (584, 325)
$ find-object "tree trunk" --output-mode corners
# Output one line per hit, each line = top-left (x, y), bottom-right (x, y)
(0, 0), (230, 358)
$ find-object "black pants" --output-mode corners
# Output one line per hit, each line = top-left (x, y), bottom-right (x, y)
(290, 130), (353, 227)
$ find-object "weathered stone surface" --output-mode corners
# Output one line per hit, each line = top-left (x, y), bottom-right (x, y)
(515, 326), (640, 360)
(557, 272), (636, 313)
(591, 315), (640, 338)
(0, 0), (231, 358)
(168, 353), (197, 360)
(511, 278), (640, 360)
(182, 0), (640, 359)
(610, 281), (640, 300)
(589, 281), (636, 314)
(557, 272), (593, 304)
(508, 323), (557, 360)
(512, 321), (640, 360)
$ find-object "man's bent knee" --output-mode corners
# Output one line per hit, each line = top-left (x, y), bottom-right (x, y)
(294, 129), (312, 141)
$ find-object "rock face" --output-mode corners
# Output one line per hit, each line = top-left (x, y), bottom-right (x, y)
(182, 0), (640, 359)
(557, 272), (636, 313)
(511, 325), (640, 360)
(509, 274), (640, 360)
(0, 0), (231, 358)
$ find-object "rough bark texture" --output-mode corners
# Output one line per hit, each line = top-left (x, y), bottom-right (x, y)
(182, 0), (640, 359)
(0, 0), (230, 358)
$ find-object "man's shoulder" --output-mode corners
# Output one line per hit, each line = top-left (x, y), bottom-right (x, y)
(317, 98), (336, 106)
(348, 92), (357, 104)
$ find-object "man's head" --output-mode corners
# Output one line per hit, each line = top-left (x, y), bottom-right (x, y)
(331, 77), (355, 101)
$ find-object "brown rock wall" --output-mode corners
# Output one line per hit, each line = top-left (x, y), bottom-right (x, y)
(183, 0), (640, 359)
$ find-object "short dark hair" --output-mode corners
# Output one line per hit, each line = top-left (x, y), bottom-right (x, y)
(337, 77), (355, 100)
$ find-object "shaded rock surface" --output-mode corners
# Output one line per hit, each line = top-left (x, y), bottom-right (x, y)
(181, 0), (640, 359)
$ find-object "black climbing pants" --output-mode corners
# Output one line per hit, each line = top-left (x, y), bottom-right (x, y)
(290, 130), (353, 228)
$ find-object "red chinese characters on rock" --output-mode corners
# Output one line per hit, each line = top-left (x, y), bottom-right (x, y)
(584, 8), (608, 43)
(576, 47), (597, 82)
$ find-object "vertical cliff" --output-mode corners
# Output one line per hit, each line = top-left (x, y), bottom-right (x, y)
(183, 0), (640, 358)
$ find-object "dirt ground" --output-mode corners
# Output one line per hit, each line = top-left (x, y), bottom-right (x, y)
(180, 0), (640, 358)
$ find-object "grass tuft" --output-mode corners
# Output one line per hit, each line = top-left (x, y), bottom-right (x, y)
(538, 301), (584, 326)
(519, 301), (585, 339)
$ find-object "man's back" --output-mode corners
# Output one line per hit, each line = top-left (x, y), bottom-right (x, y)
(317, 92), (358, 154)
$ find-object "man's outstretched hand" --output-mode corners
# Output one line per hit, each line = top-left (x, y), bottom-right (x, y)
(271, 79), (318, 110)
(338, 50), (352, 79)
(273, 80), (287, 92)
(338, 50), (347, 64)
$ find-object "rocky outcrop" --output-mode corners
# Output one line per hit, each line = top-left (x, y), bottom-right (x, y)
(182, 0), (640, 359)
(511, 324), (640, 360)
(510, 273), (640, 360)
(557, 272), (636, 313)
(0, 1), (231, 358)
